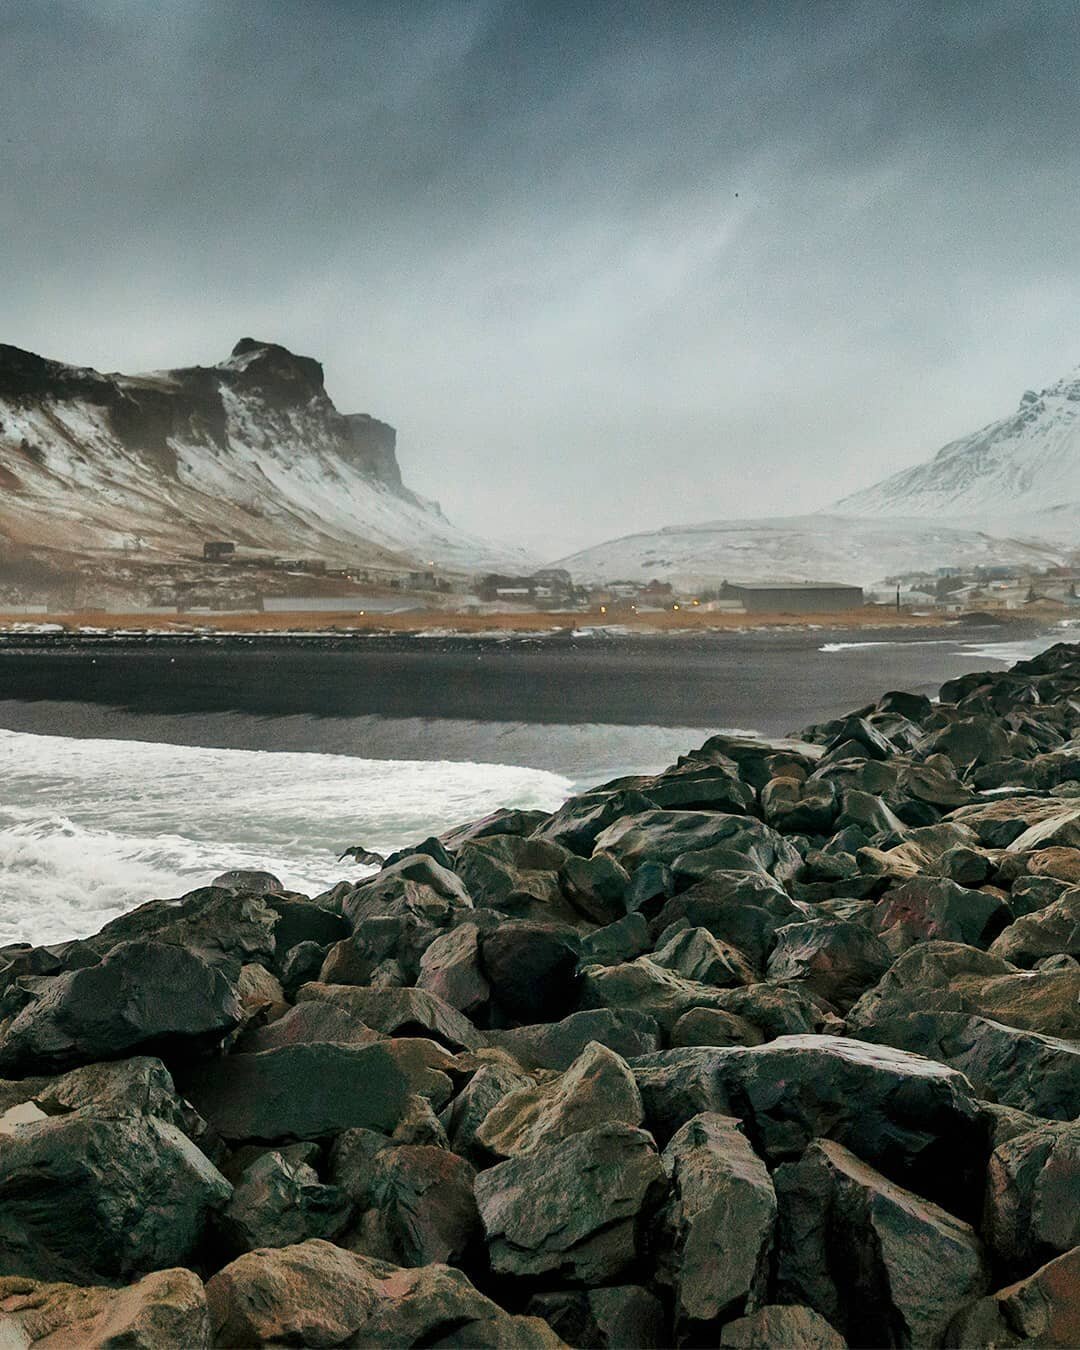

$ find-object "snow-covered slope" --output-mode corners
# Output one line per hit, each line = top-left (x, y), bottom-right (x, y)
(835, 366), (1080, 540)
(554, 515), (1067, 589)
(0, 338), (523, 571)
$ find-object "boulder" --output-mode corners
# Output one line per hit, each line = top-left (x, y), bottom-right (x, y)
(873, 874), (1012, 950)
(530, 789), (657, 856)
(990, 888), (1080, 967)
(984, 1121), (1080, 1273)
(944, 1246), (1080, 1348)
(526, 1286), (666, 1349)
(455, 835), (572, 911)
(856, 1011), (1080, 1119)
(474, 1123), (665, 1283)
(656, 1113), (776, 1335)
(235, 999), (383, 1052)
(0, 1112), (230, 1285)
(594, 810), (801, 882)
(598, 761), (754, 814)
(441, 807), (552, 850)
(846, 941), (1080, 1040)
(182, 1039), (455, 1141)
(217, 1148), (351, 1256)
(416, 923), (490, 1018)
(360, 1144), (481, 1267)
(83, 886), (278, 972)
(480, 921), (581, 1023)
(577, 913), (651, 967)
(0, 1269), (211, 1348)
(476, 1042), (642, 1158)
(761, 776), (838, 834)
(0, 940), (241, 1075)
(487, 1009), (661, 1071)
(211, 869), (284, 894)
(765, 917), (892, 1011)
(671, 1007), (765, 1047)
(580, 957), (753, 1033)
(631, 1035), (984, 1210)
(440, 1061), (532, 1163)
(775, 1138), (988, 1348)
(719, 1305), (845, 1349)
(651, 926), (756, 988)
(295, 983), (486, 1052)
(559, 853), (631, 925)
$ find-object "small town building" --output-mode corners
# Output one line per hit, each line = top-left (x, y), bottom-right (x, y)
(203, 541), (235, 562)
(720, 580), (864, 613)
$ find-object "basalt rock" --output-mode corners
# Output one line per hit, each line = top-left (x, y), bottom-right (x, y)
(474, 1123), (666, 1283)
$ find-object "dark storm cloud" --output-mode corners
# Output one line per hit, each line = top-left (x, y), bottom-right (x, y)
(2, 0), (1078, 554)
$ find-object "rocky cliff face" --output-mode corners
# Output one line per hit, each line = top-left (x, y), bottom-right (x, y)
(0, 338), (516, 570)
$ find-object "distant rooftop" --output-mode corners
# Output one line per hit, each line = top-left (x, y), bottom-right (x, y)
(724, 580), (862, 590)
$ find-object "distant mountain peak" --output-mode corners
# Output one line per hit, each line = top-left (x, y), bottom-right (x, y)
(835, 360), (1080, 538)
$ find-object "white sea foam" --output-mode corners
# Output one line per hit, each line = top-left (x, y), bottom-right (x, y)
(0, 729), (573, 946)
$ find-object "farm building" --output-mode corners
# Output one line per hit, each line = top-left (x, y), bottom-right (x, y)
(721, 581), (864, 613)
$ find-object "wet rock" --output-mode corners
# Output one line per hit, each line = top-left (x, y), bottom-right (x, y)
(0, 1268), (211, 1348)
(599, 760), (754, 814)
(360, 1144), (481, 1267)
(476, 1042), (642, 1158)
(0, 1112), (230, 1284)
(623, 859), (676, 914)
(765, 917), (892, 1011)
(857, 1010), (1080, 1119)
(526, 1286), (666, 1349)
(266, 895), (348, 958)
(474, 1123), (665, 1283)
(944, 1246), (1080, 1348)
(0, 940), (241, 1075)
(217, 1147), (351, 1255)
(984, 1120), (1080, 1274)
(990, 888), (1080, 967)
(480, 921), (581, 1023)
(85, 886), (278, 973)
(560, 853), (631, 925)
(577, 912), (651, 966)
(594, 810), (801, 882)
(651, 925), (756, 987)
(632, 1035), (984, 1209)
(235, 998), (382, 1052)
(656, 1113), (776, 1335)
(531, 789), (657, 856)
(442, 807), (552, 850)
(342, 853), (472, 932)
(182, 1039), (455, 1140)
(671, 1007), (765, 1047)
(847, 940), (1080, 1040)
(278, 940), (327, 996)
(295, 983), (486, 1051)
(488, 1008), (661, 1071)
(874, 874), (1012, 951)
(417, 922), (490, 1017)
(211, 869), (285, 895)
(775, 1138), (988, 1348)
(762, 775), (839, 833)
(718, 1304), (846, 1349)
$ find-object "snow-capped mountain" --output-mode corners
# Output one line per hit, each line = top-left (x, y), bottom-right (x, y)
(554, 515), (1066, 589)
(0, 338), (523, 571)
(835, 366), (1080, 540)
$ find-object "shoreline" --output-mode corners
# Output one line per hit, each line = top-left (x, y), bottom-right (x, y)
(0, 604), (1060, 639)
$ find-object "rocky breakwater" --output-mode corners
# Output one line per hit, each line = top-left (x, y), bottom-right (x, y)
(3, 646), (1080, 1346)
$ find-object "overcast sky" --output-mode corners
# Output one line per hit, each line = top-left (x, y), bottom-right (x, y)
(2, 0), (1078, 556)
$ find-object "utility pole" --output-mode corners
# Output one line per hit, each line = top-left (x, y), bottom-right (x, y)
(896, 584), (900, 613)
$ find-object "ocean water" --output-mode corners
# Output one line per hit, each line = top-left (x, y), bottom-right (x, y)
(0, 729), (574, 947)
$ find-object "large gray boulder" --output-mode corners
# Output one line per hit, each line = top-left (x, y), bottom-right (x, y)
(294, 982), (486, 1052)
(594, 810), (801, 881)
(217, 1148), (351, 1256)
(0, 941), (241, 1075)
(0, 1112), (230, 1285)
(984, 1121), (1080, 1274)
(474, 1123), (665, 1283)
(855, 1010), (1080, 1120)
(765, 917), (892, 1011)
(476, 1042), (643, 1158)
(182, 1039), (456, 1141)
(990, 888), (1080, 967)
(631, 1035), (984, 1210)
(943, 1246), (1080, 1348)
(656, 1113), (776, 1337)
(0, 1269), (212, 1348)
(775, 1138), (988, 1348)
